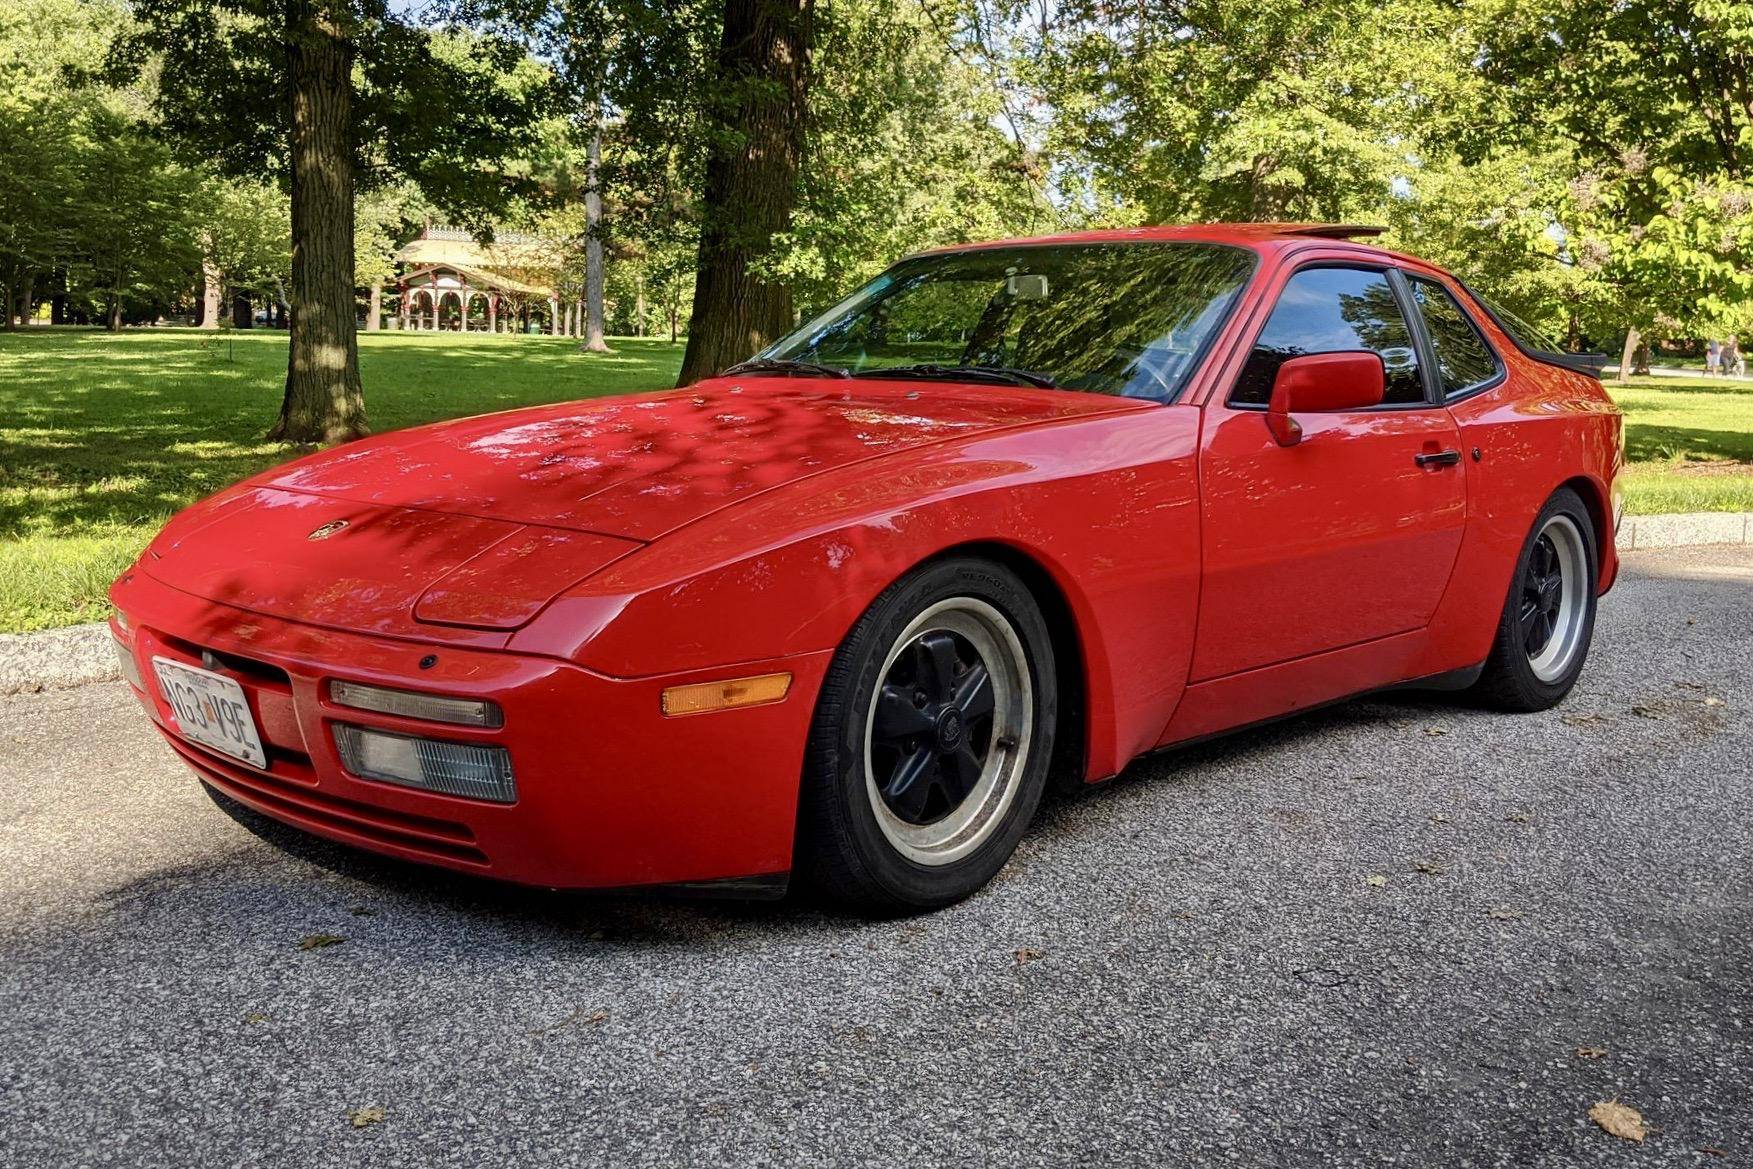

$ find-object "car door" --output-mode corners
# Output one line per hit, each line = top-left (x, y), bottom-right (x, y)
(1190, 260), (1468, 681)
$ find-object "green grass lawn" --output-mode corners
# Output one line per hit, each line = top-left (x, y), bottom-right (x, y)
(1, 328), (684, 632)
(1606, 375), (1753, 516)
(2, 328), (1750, 634)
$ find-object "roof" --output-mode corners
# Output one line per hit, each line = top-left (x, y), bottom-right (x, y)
(396, 225), (562, 297)
(401, 262), (555, 299)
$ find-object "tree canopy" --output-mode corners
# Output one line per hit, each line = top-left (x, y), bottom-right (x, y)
(2, 0), (1748, 417)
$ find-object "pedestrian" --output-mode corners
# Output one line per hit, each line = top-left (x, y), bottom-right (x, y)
(1706, 338), (1721, 375)
(1727, 336), (1745, 378)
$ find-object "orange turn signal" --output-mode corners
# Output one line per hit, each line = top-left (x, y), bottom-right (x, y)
(661, 672), (792, 717)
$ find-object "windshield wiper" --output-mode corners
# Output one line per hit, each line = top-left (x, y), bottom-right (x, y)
(851, 363), (1058, 389)
(721, 357), (850, 379)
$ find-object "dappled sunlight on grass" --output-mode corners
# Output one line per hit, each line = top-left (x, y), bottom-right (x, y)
(0, 328), (683, 630)
(1606, 376), (1753, 512)
(2, 340), (1748, 632)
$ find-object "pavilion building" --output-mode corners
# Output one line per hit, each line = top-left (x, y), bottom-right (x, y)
(392, 226), (576, 335)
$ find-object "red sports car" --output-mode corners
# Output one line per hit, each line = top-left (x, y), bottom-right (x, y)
(111, 224), (1623, 912)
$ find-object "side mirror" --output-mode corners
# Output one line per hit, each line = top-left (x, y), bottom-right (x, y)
(1265, 351), (1386, 446)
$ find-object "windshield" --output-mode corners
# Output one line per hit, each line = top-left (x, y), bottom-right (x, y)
(758, 242), (1258, 402)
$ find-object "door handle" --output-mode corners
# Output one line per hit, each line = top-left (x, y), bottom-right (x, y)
(1415, 449), (1462, 468)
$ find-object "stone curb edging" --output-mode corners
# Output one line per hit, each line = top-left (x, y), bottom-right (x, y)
(1616, 511), (1753, 553)
(2, 511), (1750, 696)
(0, 621), (118, 696)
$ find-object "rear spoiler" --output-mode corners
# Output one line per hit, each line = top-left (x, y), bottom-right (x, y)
(1538, 351), (1611, 378)
(1277, 224), (1388, 240)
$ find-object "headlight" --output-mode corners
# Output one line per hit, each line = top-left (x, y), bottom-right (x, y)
(333, 725), (516, 803)
(330, 680), (502, 727)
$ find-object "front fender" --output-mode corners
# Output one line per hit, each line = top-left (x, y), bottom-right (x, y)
(512, 406), (1205, 779)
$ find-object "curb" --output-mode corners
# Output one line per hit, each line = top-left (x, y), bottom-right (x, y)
(0, 622), (118, 696)
(1617, 511), (1753, 553)
(2, 513), (1750, 696)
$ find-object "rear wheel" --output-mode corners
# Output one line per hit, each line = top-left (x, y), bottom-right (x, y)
(797, 558), (1057, 913)
(1472, 487), (1598, 711)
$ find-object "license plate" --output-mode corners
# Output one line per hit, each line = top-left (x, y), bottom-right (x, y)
(152, 657), (268, 769)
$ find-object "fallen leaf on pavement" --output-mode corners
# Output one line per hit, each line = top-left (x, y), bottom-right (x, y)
(298, 934), (345, 951)
(527, 1007), (610, 1036)
(1503, 811), (1532, 824)
(1631, 704), (1666, 720)
(1698, 1147), (1727, 1157)
(243, 1012), (269, 1025)
(1589, 1099), (1647, 1143)
(1488, 907), (1521, 921)
(347, 905), (376, 916)
(1413, 859), (1446, 876)
(1562, 712), (1609, 727)
(346, 1105), (387, 1129)
(1364, 874), (1388, 888)
(1574, 1046), (1607, 1059)
(1428, 813), (1450, 824)
(1014, 947), (1044, 965)
(1423, 726), (1450, 737)
(1703, 696), (1724, 707)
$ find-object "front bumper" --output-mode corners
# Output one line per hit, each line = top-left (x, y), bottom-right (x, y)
(111, 568), (829, 891)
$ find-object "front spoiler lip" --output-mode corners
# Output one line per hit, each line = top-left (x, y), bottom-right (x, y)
(113, 565), (828, 892)
(182, 723), (791, 899)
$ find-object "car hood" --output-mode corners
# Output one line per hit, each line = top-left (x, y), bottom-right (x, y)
(140, 377), (1141, 635)
(254, 376), (1143, 541)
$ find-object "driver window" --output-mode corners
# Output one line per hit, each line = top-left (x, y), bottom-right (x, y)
(1231, 267), (1424, 406)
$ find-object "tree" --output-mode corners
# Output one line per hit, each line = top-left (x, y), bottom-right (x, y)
(115, 1), (553, 442)
(196, 177), (291, 328)
(668, 0), (814, 383)
(355, 182), (429, 331)
(1022, 0), (1462, 225)
(0, 0), (130, 327)
(1476, 0), (1753, 374)
(69, 107), (202, 329)
(774, 0), (1050, 314)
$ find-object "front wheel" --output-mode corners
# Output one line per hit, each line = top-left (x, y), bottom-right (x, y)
(1471, 487), (1599, 711)
(796, 558), (1057, 914)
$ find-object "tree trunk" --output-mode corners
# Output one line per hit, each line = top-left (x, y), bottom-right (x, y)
(2, 281), (15, 331)
(676, 0), (812, 385)
(270, 0), (368, 444)
(107, 295), (122, 331)
(365, 280), (381, 331)
(199, 258), (223, 329)
(1616, 326), (1639, 384)
(1633, 341), (1651, 376)
(581, 130), (610, 353)
(633, 270), (645, 337)
(20, 275), (34, 327)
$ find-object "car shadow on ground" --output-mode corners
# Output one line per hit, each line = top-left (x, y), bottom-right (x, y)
(188, 686), (1466, 941)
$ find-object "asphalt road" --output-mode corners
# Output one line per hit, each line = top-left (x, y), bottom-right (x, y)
(3, 545), (1750, 1167)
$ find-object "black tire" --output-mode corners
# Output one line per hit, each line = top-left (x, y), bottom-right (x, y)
(1471, 487), (1599, 711)
(796, 557), (1058, 914)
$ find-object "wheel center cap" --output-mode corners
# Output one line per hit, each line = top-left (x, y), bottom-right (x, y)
(934, 708), (965, 753)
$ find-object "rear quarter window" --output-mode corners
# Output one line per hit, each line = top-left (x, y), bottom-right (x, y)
(1409, 278), (1502, 397)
